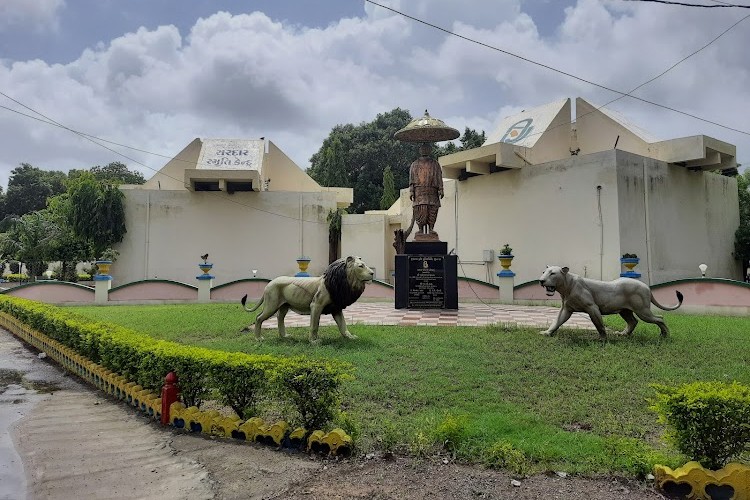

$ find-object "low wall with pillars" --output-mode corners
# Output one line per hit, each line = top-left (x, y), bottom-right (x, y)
(512, 276), (750, 313)
(5, 264), (748, 313)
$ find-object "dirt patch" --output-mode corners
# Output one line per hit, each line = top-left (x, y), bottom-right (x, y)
(171, 439), (667, 500)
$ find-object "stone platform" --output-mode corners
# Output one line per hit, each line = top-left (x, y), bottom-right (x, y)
(260, 302), (594, 330)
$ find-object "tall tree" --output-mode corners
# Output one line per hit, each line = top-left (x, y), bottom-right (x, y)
(309, 108), (416, 213)
(0, 211), (56, 277)
(380, 165), (397, 210)
(735, 168), (750, 278)
(45, 194), (92, 281)
(327, 208), (344, 264)
(4, 163), (68, 217)
(434, 127), (487, 157)
(67, 172), (127, 259)
(319, 138), (348, 188)
(90, 161), (146, 185)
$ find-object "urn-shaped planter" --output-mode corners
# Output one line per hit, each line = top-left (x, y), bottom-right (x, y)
(620, 256), (641, 278)
(295, 257), (311, 277)
(197, 262), (214, 280)
(497, 254), (515, 277)
(95, 260), (112, 276)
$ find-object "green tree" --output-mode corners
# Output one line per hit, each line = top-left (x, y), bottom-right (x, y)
(67, 173), (127, 259)
(4, 164), (68, 217)
(319, 138), (348, 188)
(434, 127), (487, 157)
(735, 169), (750, 277)
(0, 211), (56, 277)
(309, 108), (416, 213)
(45, 194), (92, 281)
(90, 161), (145, 185)
(380, 165), (397, 210)
(327, 208), (345, 264)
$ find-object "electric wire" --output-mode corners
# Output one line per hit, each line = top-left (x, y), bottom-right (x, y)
(364, 0), (750, 138)
(0, 91), (382, 227)
(624, 0), (750, 8)
(2, 2), (748, 225)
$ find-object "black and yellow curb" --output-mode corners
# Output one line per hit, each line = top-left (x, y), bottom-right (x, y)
(0, 312), (353, 457)
(654, 462), (750, 500)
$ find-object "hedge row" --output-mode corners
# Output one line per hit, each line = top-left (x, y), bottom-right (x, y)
(0, 296), (352, 430)
(651, 381), (750, 470)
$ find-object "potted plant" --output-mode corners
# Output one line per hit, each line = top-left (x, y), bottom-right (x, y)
(198, 252), (213, 275)
(650, 381), (750, 499)
(620, 253), (641, 278)
(95, 248), (119, 276)
(497, 244), (515, 277)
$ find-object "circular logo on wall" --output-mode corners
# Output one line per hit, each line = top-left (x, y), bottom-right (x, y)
(501, 118), (534, 144)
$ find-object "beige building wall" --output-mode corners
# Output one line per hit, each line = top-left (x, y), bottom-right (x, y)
(264, 141), (324, 192)
(427, 150), (623, 285)
(575, 98), (654, 157)
(388, 149), (740, 286)
(340, 214), (390, 281)
(143, 138), (203, 190)
(116, 189), (336, 285)
(616, 150), (740, 283)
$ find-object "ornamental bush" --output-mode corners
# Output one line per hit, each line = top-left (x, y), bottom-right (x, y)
(650, 381), (750, 469)
(274, 358), (352, 431)
(209, 354), (274, 419)
(0, 296), (351, 429)
(6, 273), (29, 282)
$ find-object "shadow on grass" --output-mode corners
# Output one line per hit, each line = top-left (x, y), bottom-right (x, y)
(243, 328), (379, 350)
(554, 328), (672, 347)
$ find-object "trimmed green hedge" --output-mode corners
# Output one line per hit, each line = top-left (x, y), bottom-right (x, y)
(4, 273), (30, 282)
(651, 381), (750, 469)
(0, 296), (351, 428)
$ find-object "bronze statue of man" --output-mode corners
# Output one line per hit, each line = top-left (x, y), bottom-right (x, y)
(409, 142), (443, 239)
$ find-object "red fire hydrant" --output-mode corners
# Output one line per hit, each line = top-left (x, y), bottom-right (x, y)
(160, 371), (180, 425)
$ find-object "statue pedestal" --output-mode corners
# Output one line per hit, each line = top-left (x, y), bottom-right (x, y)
(395, 241), (457, 310)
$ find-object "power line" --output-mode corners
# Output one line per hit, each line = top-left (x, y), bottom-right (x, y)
(0, 91), (383, 227)
(3, 4), (745, 168)
(364, 0), (750, 138)
(534, 11), (750, 143)
(625, 0), (750, 7)
(0, 2), (746, 227)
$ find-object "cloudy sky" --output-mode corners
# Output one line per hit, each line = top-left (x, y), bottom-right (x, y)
(0, 0), (748, 189)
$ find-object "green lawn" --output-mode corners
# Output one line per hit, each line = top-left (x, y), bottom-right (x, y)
(67, 303), (750, 474)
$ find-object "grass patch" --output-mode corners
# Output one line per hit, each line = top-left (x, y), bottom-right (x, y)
(67, 303), (750, 474)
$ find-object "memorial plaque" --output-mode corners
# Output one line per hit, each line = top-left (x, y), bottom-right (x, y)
(407, 255), (445, 308)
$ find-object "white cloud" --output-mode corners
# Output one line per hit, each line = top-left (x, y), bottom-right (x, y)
(0, 0), (65, 33)
(0, 0), (749, 191)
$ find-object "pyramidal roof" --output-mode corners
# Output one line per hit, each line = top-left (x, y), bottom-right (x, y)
(484, 98), (569, 148)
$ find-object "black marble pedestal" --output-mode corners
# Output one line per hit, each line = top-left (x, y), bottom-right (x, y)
(395, 242), (458, 310)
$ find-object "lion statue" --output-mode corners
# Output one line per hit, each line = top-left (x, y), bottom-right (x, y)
(539, 265), (683, 338)
(241, 256), (374, 343)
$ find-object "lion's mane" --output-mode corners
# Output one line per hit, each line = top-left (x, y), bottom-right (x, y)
(322, 257), (366, 315)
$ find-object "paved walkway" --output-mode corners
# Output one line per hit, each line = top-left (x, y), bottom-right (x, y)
(0, 328), (213, 500)
(265, 302), (595, 330)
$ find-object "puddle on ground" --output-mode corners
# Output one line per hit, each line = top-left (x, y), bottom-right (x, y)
(0, 368), (61, 395)
(22, 379), (60, 394)
(0, 368), (23, 390)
